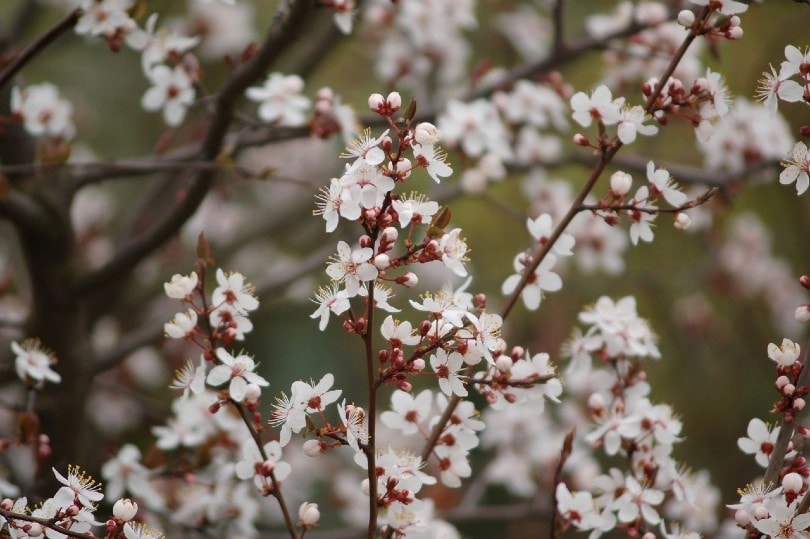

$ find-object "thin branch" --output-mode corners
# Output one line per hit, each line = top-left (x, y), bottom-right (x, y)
(551, 0), (565, 55)
(0, 507), (96, 539)
(764, 339), (810, 484)
(0, 8), (81, 91)
(73, 0), (314, 295)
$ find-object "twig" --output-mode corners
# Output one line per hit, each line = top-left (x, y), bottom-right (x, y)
(73, 0), (314, 295)
(0, 507), (96, 539)
(0, 8), (81, 91)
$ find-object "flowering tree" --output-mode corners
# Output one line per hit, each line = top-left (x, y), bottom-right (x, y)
(1, 0), (810, 538)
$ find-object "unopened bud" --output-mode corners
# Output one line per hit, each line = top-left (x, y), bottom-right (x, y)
(795, 398), (806, 411)
(397, 380), (413, 392)
(610, 171), (633, 196)
(368, 93), (385, 112)
(800, 275), (810, 289)
(642, 533), (655, 539)
(511, 346), (525, 361)
(386, 91), (402, 110)
(359, 235), (372, 248)
(374, 254), (390, 270)
(27, 524), (44, 537)
(361, 478), (370, 496)
(244, 383), (262, 403)
(316, 87), (334, 101)
(298, 502), (320, 527)
(382, 226), (398, 243)
(677, 9), (695, 28)
(726, 26), (743, 40)
(783, 472), (804, 493)
(495, 356), (512, 372)
(796, 305), (810, 323)
(398, 272), (418, 287)
(414, 122), (441, 146)
(734, 509), (751, 526)
(113, 499), (138, 522)
(785, 383), (796, 396)
(754, 504), (769, 520)
(588, 392), (606, 413)
(573, 133), (590, 146)
(776, 375), (791, 389)
(674, 212), (691, 230)
(303, 439), (323, 457)
(0, 498), (13, 511)
(411, 358), (425, 372)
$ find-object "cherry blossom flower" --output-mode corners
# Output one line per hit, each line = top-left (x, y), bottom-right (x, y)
(381, 389), (433, 435)
(380, 315), (421, 347)
(101, 444), (164, 504)
(132, 14), (200, 73)
(570, 85), (622, 128)
(391, 194), (440, 228)
(431, 349), (467, 397)
(76, 0), (137, 41)
(53, 465), (104, 507)
(340, 128), (388, 166)
(169, 356), (207, 401)
(756, 65), (804, 114)
(310, 283), (350, 330)
(164, 309), (198, 339)
(123, 522), (165, 539)
(646, 161), (687, 207)
(412, 143), (453, 183)
(780, 142), (810, 195)
(141, 64), (196, 127)
(501, 252), (563, 310)
(326, 241), (378, 296)
(339, 160), (395, 210)
(212, 268), (259, 313)
(754, 497), (810, 539)
(293, 373), (342, 414)
(410, 278), (477, 328)
(769, 338), (802, 367)
(338, 400), (369, 456)
(438, 228), (469, 277)
(164, 272), (198, 299)
(527, 214), (575, 256)
(246, 73), (310, 126)
(556, 483), (611, 533)
(314, 178), (350, 233)
(617, 105), (659, 144)
(235, 438), (291, 488)
(329, 0), (355, 34)
(438, 99), (513, 159)
(210, 304), (254, 340)
(206, 348), (269, 402)
(628, 187), (657, 245)
(614, 476), (665, 525)
(270, 390), (308, 447)
(738, 418), (781, 467)
(11, 83), (75, 140)
(11, 339), (61, 385)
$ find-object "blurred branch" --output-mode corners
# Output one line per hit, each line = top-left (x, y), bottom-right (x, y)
(73, 0), (314, 295)
(551, 0), (565, 55)
(0, 8), (81, 91)
(0, 0), (38, 52)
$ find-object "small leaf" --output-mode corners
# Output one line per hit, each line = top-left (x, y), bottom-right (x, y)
(404, 98), (417, 122)
(431, 206), (451, 229)
(196, 232), (211, 260)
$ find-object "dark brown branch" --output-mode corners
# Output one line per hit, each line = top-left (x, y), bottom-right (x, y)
(73, 0), (314, 295)
(0, 507), (96, 539)
(0, 8), (81, 91)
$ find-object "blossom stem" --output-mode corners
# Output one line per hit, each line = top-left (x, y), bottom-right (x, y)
(364, 276), (379, 538)
(765, 338), (810, 484)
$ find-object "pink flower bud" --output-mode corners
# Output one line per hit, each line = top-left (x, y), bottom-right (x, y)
(298, 502), (320, 527)
(642, 533), (655, 539)
(386, 91), (402, 110)
(0, 498), (13, 511)
(397, 380), (413, 392)
(414, 122), (441, 145)
(243, 383), (262, 403)
(795, 398), (806, 411)
(303, 439), (322, 457)
(754, 504), (769, 520)
(411, 358), (425, 372)
(776, 375), (790, 389)
(783, 472), (804, 493)
(734, 509), (751, 526)
(610, 171), (633, 196)
(727, 26), (743, 39)
(368, 93), (385, 112)
(398, 272), (418, 287)
(573, 133), (590, 146)
(260, 459), (276, 476)
(511, 346), (524, 361)
(801, 275), (810, 289)
(677, 9), (695, 27)
(315, 100), (332, 114)
(588, 393), (606, 413)
(674, 212), (691, 230)
(359, 235), (372, 248)
(785, 383), (796, 396)
(495, 356), (512, 372)
(361, 478), (370, 496)
(374, 254), (390, 270)
(382, 226), (398, 243)
(796, 305), (810, 323)
(113, 499), (138, 522)
(27, 524), (44, 537)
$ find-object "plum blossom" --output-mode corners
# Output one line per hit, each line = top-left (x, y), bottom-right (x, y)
(570, 85), (622, 128)
(754, 497), (810, 539)
(164, 309), (197, 339)
(646, 161), (687, 207)
(141, 64), (196, 126)
(438, 99), (513, 160)
(738, 418), (781, 467)
(164, 272), (198, 299)
(501, 252), (563, 310)
(11, 83), (75, 140)
(438, 228), (469, 277)
(769, 339), (802, 367)
(756, 65), (804, 114)
(412, 143), (453, 183)
(780, 142), (810, 195)
(340, 128), (388, 166)
(617, 105), (658, 144)
(53, 465), (104, 508)
(392, 194), (440, 228)
(381, 389), (434, 435)
(246, 73), (311, 126)
(326, 241), (378, 296)
(76, 0), (137, 42)
(614, 476), (665, 525)
(431, 349), (467, 397)
(310, 283), (350, 330)
(11, 339), (61, 385)
(234, 438), (291, 488)
(206, 348), (269, 402)
(212, 268), (259, 313)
